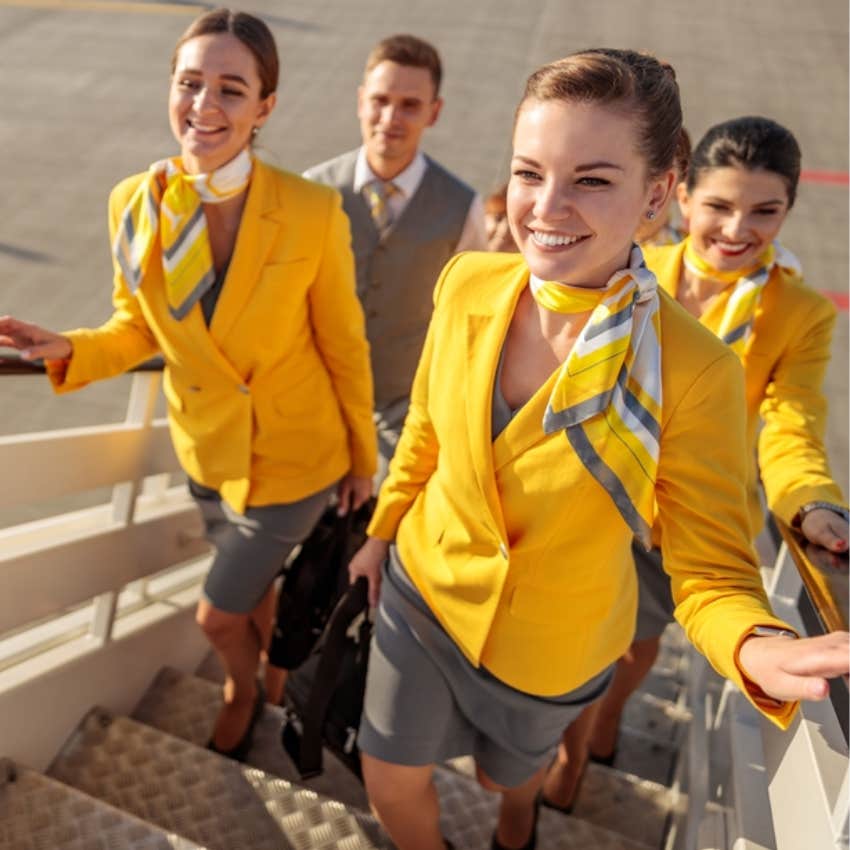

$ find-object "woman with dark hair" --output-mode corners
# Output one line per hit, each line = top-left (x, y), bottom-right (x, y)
(0, 8), (376, 761)
(572, 115), (848, 782)
(347, 58), (849, 850)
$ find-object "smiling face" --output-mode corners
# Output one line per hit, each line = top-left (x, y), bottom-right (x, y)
(169, 32), (276, 174)
(678, 166), (790, 272)
(357, 60), (442, 178)
(508, 98), (673, 288)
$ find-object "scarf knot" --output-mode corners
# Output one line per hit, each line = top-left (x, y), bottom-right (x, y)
(683, 238), (799, 357)
(112, 148), (253, 320)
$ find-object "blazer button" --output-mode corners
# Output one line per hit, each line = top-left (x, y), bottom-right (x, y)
(238, 385), (250, 395)
(499, 542), (508, 559)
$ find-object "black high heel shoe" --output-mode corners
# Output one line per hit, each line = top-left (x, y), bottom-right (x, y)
(208, 681), (266, 762)
(491, 795), (540, 850)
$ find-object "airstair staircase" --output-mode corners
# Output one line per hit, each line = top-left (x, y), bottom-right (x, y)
(0, 627), (690, 850)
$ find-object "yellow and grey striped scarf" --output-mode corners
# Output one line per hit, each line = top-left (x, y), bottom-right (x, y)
(112, 148), (253, 320)
(532, 246), (662, 546)
(683, 237), (801, 359)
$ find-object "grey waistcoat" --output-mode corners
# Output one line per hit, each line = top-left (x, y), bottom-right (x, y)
(306, 149), (475, 410)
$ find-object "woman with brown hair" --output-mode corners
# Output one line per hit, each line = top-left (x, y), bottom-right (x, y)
(0, 8), (376, 761)
(347, 50), (848, 850)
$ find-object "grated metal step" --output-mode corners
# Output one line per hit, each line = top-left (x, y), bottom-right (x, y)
(136, 667), (674, 849)
(434, 765), (656, 850)
(0, 759), (204, 850)
(47, 710), (386, 850)
(132, 667), (371, 815)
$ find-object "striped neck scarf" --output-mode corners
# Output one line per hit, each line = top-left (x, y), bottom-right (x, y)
(113, 148), (253, 320)
(683, 237), (800, 358)
(531, 245), (662, 546)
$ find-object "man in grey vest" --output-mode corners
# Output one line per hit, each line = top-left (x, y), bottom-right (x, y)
(305, 34), (487, 482)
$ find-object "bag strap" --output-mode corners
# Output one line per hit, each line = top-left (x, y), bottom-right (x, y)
(296, 576), (370, 776)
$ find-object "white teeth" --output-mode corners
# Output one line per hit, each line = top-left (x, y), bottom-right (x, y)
(716, 241), (748, 251)
(532, 231), (583, 247)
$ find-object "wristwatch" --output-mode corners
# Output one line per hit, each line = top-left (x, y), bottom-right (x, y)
(750, 625), (798, 640)
(792, 501), (850, 528)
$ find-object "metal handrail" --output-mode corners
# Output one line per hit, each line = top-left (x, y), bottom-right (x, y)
(0, 353), (165, 375)
(773, 516), (848, 635)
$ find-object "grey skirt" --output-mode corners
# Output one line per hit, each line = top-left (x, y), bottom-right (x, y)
(189, 479), (335, 614)
(358, 547), (613, 787)
(633, 544), (675, 642)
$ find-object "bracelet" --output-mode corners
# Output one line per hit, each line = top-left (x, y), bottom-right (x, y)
(792, 501), (850, 528)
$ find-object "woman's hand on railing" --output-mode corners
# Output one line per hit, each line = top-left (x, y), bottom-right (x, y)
(739, 629), (850, 702)
(349, 536), (389, 608)
(0, 316), (71, 360)
(800, 508), (849, 554)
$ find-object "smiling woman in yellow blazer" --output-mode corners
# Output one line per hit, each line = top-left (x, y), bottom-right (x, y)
(0, 10), (375, 764)
(579, 118), (849, 780)
(347, 54), (849, 850)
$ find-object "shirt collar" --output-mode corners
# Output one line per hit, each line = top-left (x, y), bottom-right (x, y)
(353, 146), (427, 198)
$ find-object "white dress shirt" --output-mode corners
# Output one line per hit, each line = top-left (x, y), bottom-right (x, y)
(352, 147), (487, 252)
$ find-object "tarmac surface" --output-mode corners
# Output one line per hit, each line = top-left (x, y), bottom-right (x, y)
(0, 0), (847, 518)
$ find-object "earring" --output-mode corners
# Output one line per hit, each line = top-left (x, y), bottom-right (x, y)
(251, 127), (259, 138)
(645, 209), (656, 221)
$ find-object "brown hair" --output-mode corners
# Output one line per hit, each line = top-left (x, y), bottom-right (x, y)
(365, 34), (442, 97)
(687, 116), (801, 208)
(518, 48), (683, 179)
(171, 8), (279, 99)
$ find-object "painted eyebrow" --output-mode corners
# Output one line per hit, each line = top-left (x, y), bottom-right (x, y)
(176, 68), (250, 86)
(703, 195), (785, 206)
(511, 155), (623, 172)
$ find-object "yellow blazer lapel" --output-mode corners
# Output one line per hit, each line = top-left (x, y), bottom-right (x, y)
(209, 161), (291, 346)
(463, 262), (528, 535)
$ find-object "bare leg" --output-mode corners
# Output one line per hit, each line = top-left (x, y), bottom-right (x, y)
(588, 636), (660, 759)
(540, 700), (600, 810)
(265, 664), (288, 705)
(196, 598), (262, 750)
(361, 753), (447, 850)
(479, 763), (547, 848)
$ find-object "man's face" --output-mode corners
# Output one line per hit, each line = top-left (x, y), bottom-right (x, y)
(357, 60), (442, 173)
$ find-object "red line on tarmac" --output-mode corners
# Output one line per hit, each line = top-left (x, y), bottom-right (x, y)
(800, 170), (849, 186)
(819, 290), (849, 312)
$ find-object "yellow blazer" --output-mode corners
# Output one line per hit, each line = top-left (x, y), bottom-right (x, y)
(51, 160), (377, 513)
(369, 252), (796, 726)
(643, 242), (845, 529)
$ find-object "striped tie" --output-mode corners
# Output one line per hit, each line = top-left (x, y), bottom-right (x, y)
(683, 238), (800, 359)
(113, 148), (253, 320)
(533, 246), (662, 546)
(364, 180), (399, 236)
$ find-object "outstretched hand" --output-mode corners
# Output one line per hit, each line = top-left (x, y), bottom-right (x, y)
(801, 508), (849, 554)
(349, 536), (389, 608)
(738, 630), (850, 703)
(0, 316), (72, 360)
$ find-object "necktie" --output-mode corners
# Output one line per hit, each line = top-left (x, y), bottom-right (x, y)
(531, 245), (663, 546)
(364, 180), (399, 236)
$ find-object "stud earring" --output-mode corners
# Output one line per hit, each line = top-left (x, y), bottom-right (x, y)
(645, 209), (656, 221)
(251, 127), (259, 138)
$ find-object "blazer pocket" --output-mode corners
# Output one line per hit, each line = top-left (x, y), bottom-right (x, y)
(508, 584), (608, 626)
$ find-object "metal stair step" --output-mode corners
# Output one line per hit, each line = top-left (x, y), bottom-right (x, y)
(0, 759), (205, 850)
(447, 754), (676, 849)
(434, 765), (657, 850)
(47, 709), (389, 850)
(132, 667), (371, 813)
